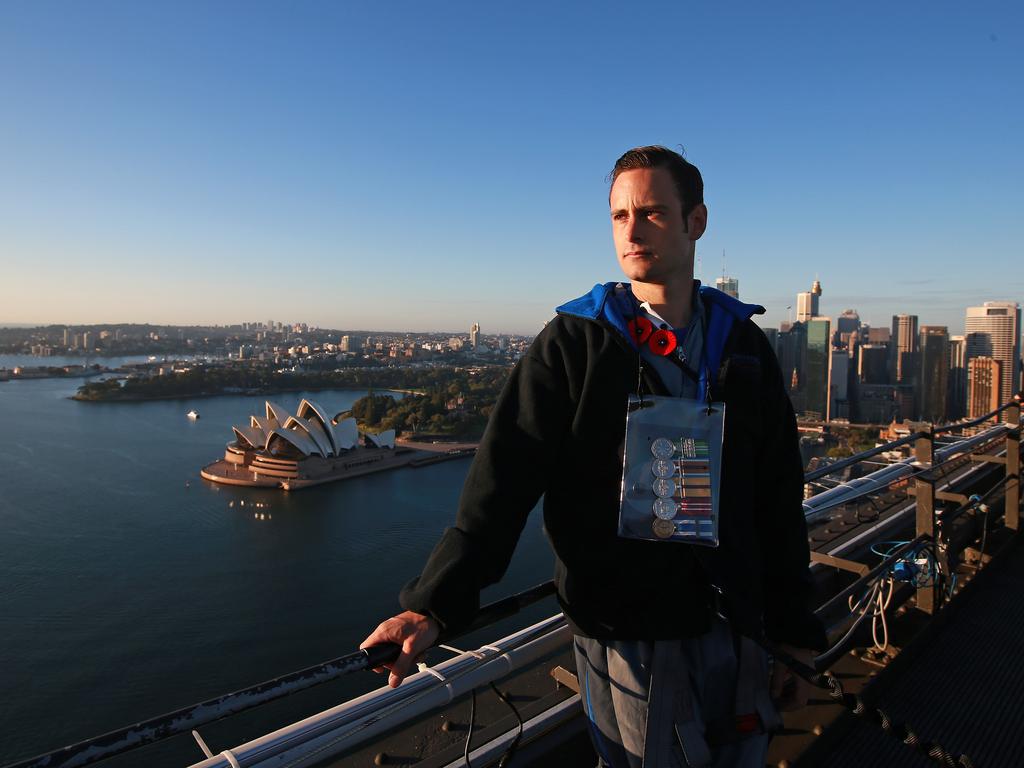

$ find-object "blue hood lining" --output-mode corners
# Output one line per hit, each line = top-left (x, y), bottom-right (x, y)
(556, 282), (765, 386)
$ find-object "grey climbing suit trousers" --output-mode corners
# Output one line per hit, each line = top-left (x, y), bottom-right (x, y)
(574, 616), (781, 768)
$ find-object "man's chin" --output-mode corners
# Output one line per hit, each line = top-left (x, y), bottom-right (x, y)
(619, 266), (654, 283)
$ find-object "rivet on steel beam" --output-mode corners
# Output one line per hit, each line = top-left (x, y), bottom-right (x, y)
(777, 760), (790, 768)
(374, 752), (387, 766)
(441, 720), (452, 732)
(813, 724), (824, 736)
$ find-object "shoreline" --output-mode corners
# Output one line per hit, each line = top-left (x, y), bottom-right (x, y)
(70, 385), (429, 403)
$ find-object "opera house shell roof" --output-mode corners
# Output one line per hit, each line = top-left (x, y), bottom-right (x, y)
(231, 399), (394, 459)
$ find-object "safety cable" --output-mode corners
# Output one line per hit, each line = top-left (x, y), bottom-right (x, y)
(463, 688), (476, 768)
(435, 644), (524, 768)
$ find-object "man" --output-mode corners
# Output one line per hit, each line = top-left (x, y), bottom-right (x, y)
(362, 146), (826, 767)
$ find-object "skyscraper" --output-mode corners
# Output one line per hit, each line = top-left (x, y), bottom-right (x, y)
(777, 321), (806, 397)
(804, 317), (831, 420)
(858, 344), (889, 384)
(968, 357), (1002, 420)
(918, 326), (949, 423)
(795, 279), (822, 323)
(836, 309), (861, 336)
(948, 335), (967, 421)
(715, 276), (739, 299)
(829, 349), (849, 421)
(470, 322), (480, 350)
(965, 302), (1021, 419)
(890, 314), (919, 386)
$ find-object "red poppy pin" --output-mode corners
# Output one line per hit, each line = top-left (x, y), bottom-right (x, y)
(627, 316), (653, 345)
(648, 329), (677, 356)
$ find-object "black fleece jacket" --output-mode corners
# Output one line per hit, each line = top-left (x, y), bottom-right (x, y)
(400, 305), (827, 651)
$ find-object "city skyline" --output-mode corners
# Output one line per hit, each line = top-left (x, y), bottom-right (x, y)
(3, 284), (1021, 340)
(1, 3), (1021, 335)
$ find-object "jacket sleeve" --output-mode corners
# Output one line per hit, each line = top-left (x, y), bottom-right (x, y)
(399, 329), (573, 633)
(754, 328), (829, 651)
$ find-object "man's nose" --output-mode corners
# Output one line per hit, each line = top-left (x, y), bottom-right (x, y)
(625, 214), (645, 242)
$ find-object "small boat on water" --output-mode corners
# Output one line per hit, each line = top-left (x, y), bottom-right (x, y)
(187, 410), (200, 420)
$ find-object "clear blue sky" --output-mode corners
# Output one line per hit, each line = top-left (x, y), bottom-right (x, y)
(1, 1), (1020, 335)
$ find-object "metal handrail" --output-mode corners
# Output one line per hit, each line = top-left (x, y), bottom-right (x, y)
(803, 432), (923, 483)
(804, 397), (1021, 482)
(2, 583), (557, 768)
(932, 398), (1021, 436)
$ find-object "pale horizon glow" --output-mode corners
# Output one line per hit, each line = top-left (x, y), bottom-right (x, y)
(1, 2), (1021, 337)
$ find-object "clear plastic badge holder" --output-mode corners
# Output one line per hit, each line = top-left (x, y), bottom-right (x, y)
(618, 394), (725, 547)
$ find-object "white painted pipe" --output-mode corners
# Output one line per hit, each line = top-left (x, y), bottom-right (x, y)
(186, 614), (570, 768)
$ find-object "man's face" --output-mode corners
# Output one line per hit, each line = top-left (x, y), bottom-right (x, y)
(610, 167), (704, 285)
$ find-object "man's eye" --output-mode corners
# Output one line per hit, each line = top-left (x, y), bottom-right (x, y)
(612, 213), (628, 222)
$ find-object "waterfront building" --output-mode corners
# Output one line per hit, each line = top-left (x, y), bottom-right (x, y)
(715, 275), (739, 299)
(210, 399), (398, 487)
(804, 317), (831, 420)
(948, 335), (967, 421)
(918, 326), (949, 423)
(968, 357), (1003, 420)
(63, 327), (71, 347)
(965, 302), (1021, 420)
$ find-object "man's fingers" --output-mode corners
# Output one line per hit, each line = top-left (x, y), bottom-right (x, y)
(388, 635), (429, 688)
(360, 611), (441, 688)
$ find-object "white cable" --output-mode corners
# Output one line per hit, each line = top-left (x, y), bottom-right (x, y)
(871, 577), (894, 651)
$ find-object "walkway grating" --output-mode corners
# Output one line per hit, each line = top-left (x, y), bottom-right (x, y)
(800, 536), (1024, 767)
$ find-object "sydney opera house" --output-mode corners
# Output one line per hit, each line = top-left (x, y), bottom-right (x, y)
(202, 398), (398, 488)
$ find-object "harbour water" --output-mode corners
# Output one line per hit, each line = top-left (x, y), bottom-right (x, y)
(0, 363), (553, 766)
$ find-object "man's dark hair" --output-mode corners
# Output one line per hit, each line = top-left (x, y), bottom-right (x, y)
(609, 145), (704, 218)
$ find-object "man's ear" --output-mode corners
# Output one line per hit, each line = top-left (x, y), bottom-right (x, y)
(687, 203), (708, 241)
